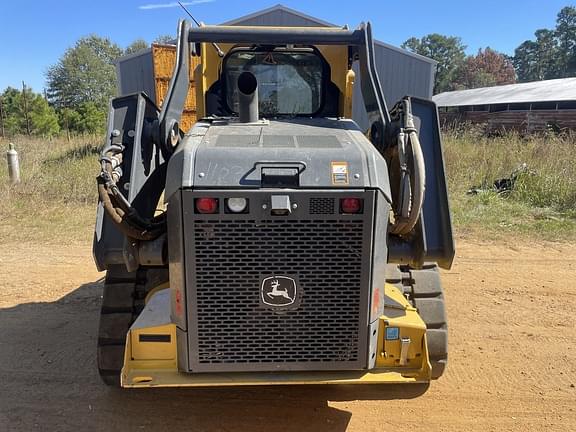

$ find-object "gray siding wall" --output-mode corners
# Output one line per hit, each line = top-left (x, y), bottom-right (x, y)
(116, 50), (156, 100)
(352, 44), (435, 130)
(116, 9), (435, 132)
(375, 44), (434, 104)
(230, 9), (435, 131)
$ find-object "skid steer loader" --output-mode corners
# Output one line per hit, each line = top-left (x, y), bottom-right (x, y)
(93, 20), (454, 388)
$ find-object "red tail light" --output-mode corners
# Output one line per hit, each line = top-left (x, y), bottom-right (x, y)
(340, 197), (363, 214)
(195, 197), (219, 214)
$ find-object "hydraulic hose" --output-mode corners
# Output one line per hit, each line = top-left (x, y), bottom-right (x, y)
(390, 99), (426, 236)
(97, 144), (166, 241)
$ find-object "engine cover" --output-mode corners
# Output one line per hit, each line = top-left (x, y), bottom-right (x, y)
(165, 117), (392, 201)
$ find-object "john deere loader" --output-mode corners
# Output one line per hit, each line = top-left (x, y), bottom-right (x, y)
(93, 20), (454, 388)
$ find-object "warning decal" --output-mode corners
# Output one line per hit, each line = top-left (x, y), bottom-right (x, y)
(331, 161), (349, 185)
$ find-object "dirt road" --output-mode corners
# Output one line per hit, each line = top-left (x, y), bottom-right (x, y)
(0, 239), (575, 431)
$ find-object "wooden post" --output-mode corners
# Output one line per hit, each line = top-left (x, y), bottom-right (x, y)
(21, 81), (31, 136)
(0, 96), (5, 138)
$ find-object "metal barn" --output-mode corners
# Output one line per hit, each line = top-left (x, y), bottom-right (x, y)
(116, 4), (436, 131)
(434, 78), (576, 133)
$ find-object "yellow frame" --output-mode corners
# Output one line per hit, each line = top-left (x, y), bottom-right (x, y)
(121, 284), (431, 388)
(195, 27), (353, 119)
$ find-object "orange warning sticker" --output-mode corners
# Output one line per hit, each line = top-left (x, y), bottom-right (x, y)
(331, 161), (349, 185)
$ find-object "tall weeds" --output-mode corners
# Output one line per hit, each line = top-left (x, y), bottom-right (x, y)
(0, 135), (101, 243)
(0, 136), (100, 207)
(443, 126), (576, 214)
(0, 129), (574, 243)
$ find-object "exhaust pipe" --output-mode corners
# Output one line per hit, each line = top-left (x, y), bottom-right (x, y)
(237, 71), (259, 123)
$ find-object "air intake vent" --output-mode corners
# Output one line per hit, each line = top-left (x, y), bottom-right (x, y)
(262, 135), (295, 148)
(296, 135), (342, 148)
(215, 135), (259, 147)
(309, 197), (335, 214)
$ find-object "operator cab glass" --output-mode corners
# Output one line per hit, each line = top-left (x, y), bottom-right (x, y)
(224, 49), (324, 117)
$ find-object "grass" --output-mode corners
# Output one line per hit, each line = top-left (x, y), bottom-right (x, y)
(0, 135), (100, 244)
(443, 126), (576, 241)
(0, 127), (574, 245)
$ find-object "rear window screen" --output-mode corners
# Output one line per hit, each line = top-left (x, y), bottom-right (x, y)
(224, 51), (323, 116)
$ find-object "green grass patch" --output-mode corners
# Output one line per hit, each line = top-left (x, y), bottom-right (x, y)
(0, 136), (100, 244)
(443, 127), (576, 241)
(0, 128), (574, 245)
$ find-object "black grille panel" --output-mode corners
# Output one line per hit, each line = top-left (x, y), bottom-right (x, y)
(190, 218), (369, 370)
(309, 198), (335, 215)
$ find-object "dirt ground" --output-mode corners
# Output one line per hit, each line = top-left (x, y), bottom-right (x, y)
(0, 238), (575, 432)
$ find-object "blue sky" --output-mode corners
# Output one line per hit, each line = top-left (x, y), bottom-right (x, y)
(0, 0), (572, 92)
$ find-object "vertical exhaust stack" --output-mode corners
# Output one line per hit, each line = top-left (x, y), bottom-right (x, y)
(237, 71), (259, 123)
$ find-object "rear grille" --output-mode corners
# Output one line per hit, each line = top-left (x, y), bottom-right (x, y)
(309, 197), (335, 214)
(189, 217), (370, 372)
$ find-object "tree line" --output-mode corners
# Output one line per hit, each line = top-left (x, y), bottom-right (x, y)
(0, 35), (173, 138)
(1, 5), (575, 138)
(403, 6), (576, 94)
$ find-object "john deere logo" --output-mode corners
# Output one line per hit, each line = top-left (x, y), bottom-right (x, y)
(260, 276), (299, 308)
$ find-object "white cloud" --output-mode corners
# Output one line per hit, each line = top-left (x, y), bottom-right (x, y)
(139, 0), (214, 10)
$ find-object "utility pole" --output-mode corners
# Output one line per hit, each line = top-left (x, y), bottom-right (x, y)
(64, 111), (71, 142)
(0, 96), (5, 138)
(21, 81), (31, 136)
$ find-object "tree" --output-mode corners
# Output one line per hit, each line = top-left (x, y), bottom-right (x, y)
(514, 40), (539, 82)
(46, 35), (122, 112)
(514, 29), (560, 82)
(57, 102), (106, 135)
(1, 87), (24, 136)
(28, 93), (60, 136)
(512, 6), (576, 82)
(555, 6), (576, 76)
(154, 34), (175, 44)
(125, 39), (148, 55)
(402, 34), (466, 93)
(0, 87), (59, 137)
(74, 102), (107, 134)
(58, 107), (82, 140)
(456, 48), (516, 89)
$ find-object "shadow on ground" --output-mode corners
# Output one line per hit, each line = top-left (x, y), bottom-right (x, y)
(0, 280), (427, 432)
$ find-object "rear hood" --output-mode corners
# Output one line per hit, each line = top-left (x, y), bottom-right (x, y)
(165, 118), (391, 201)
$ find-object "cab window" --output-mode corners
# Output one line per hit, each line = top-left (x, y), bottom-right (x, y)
(224, 50), (324, 116)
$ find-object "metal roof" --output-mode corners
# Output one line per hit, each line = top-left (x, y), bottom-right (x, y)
(221, 4), (335, 27)
(220, 4), (436, 65)
(433, 77), (576, 107)
(132, 5), (435, 66)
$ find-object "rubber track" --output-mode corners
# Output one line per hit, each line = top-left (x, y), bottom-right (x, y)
(97, 265), (165, 386)
(386, 264), (449, 379)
